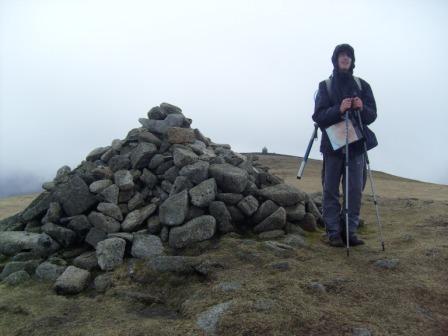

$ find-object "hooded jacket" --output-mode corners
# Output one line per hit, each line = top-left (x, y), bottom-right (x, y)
(312, 44), (377, 155)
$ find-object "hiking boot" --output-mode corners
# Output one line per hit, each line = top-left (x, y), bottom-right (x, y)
(341, 233), (365, 246)
(328, 235), (345, 247)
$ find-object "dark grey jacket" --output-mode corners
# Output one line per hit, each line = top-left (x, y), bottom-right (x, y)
(312, 77), (377, 155)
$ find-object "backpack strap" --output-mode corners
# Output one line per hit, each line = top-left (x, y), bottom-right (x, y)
(324, 75), (363, 102)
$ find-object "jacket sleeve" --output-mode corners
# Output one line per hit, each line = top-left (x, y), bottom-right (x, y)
(359, 79), (377, 125)
(312, 81), (343, 128)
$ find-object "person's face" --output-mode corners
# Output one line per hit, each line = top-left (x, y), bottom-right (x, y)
(337, 51), (352, 71)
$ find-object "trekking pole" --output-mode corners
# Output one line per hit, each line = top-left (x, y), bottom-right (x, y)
(297, 123), (319, 179)
(344, 110), (350, 257)
(355, 110), (385, 251)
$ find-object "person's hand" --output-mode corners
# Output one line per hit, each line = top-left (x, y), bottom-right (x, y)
(339, 98), (352, 114)
(352, 97), (363, 110)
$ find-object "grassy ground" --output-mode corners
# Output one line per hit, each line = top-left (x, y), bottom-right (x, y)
(0, 154), (447, 336)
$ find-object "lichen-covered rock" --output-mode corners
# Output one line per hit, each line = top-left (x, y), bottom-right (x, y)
(209, 163), (248, 193)
(96, 238), (126, 271)
(54, 266), (90, 295)
(131, 234), (164, 259)
(114, 170), (134, 191)
(169, 215), (216, 249)
(159, 190), (189, 226)
(35, 261), (67, 281)
(253, 207), (287, 233)
(189, 178), (217, 208)
(0, 231), (60, 256)
(54, 175), (97, 216)
(258, 184), (306, 207)
(237, 195), (259, 217)
(88, 212), (121, 233)
(173, 148), (198, 167)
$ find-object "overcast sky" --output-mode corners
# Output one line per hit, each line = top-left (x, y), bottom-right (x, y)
(0, 0), (447, 195)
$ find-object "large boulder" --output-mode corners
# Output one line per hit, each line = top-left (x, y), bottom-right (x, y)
(54, 175), (97, 216)
(169, 215), (216, 249)
(131, 234), (164, 259)
(41, 223), (77, 247)
(189, 178), (217, 208)
(159, 190), (189, 226)
(253, 207), (287, 233)
(0, 231), (60, 256)
(21, 192), (54, 222)
(209, 164), (248, 193)
(258, 184), (306, 207)
(88, 212), (121, 233)
(96, 238), (126, 271)
(54, 266), (90, 295)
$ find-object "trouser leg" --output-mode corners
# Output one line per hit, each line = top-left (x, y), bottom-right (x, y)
(322, 153), (344, 238)
(342, 152), (365, 235)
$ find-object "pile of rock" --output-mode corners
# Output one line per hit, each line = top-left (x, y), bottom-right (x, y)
(0, 102), (322, 293)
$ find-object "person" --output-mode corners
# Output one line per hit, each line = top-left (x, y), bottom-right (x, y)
(312, 44), (377, 247)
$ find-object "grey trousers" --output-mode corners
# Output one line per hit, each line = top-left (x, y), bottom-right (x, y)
(322, 151), (365, 238)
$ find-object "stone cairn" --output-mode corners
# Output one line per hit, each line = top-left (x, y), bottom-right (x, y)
(0, 103), (322, 294)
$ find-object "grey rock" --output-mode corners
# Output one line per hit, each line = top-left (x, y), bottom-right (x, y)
(24, 220), (41, 233)
(169, 215), (216, 249)
(308, 282), (327, 294)
(259, 230), (285, 239)
(89, 179), (112, 193)
(352, 327), (372, 336)
(139, 114), (186, 134)
(148, 154), (166, 170)
(92, 166), (114, 180)
(252, 200), (279, 224)
(140, 168), (158, 188)
(167, 127), (195, 144)
(41, 202), (62, 224)
(54, 266), (90, 295)
(118, 189), (135, 203)
(189, 178), (217, 208)
(42, 181), (56, 191)
(161, 180), (173, 194)
(173, 147), (198, 167)
(54, 165), (71, 183)
(131, 234), (164, 259)
(285, 203), (306, 222)
(270, 261), (290, 271)
(94, 273), (114, 293)
(194, 129), (210, 145)
(147, 216), (161, 234)
(374, 259), (399, 269)
(160, 102), (183, 115)
(208, 201), (234, 233)
(35, 262), (67, 281)
(147, 106), (167, 120)
(209, 163), (248, 193)
(73, 251), (98, 270)
(0, 213), (24, 232)
(107, 232), (134, 242)
(130, 142), (157, 169)
(100, 148), (115, 162)
(108, 155), (131, 172)
(155, 160), (174, 175)
(88, 212), (120, 233)
(11, 251), (41, 262)
(163, 166), (180, 183)
(159, 190), (189, 226)
(160, 226), (169, 242)
(86, 147), (110, 161)
(121, 204), (157, 232)
(67, 215), (91, 236)
(170, 176), (194, 196)
(179, 160), (210, 185)
(96, 238), (126, 271)
(1, 260), (40, 280)
(85, 228), (107, 248)
(0, 231), (60, 256)
(306, 198), (323, 223)
(41, 223), (77, 247)
(227, 205), (245, 222)
(196, 301), (233, 336)
(138, 130), (162, 146)
(100, 184), (120, 204)
(253, 207), (286, 233)
(21, 192), (54, 222)
(216, 193), (243, 205)
(262, 241), (295, 257)
(258, 183), (307, 207)
(128, 192), (145, 211)
(54, 175), (97, 216)
(237, 195), (259, 216)
(114, 170), (134, 191)
(283, 234), (307, 248)
(2, 270), (30, 286)
(97, 203), (123, 221)
(216, 281), (241, 292)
